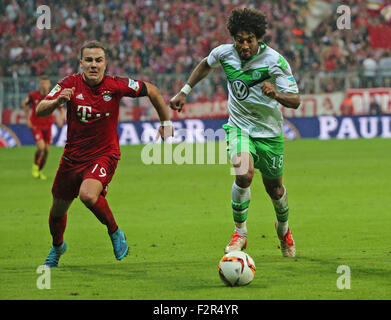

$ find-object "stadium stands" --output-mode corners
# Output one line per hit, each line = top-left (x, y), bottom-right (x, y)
(1, 0), (391, 107)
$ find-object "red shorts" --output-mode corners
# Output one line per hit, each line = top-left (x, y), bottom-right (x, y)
(32, 127), (52, 144)
(52, 155), (118, 201)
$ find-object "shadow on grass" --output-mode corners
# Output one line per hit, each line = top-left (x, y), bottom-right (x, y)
(60, 260), (272, 292)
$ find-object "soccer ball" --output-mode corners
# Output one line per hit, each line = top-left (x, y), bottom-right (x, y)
(218, 251), (256, 286)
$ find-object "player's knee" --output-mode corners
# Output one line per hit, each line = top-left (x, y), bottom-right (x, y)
(79, 190), (98, 207)
(236, 168), (254, 188)
(265, 184), (284, 200)
(37, 141), (45, 151)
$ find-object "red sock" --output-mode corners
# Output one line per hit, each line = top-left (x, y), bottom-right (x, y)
(88, 195), (118, 234)
(49, 213), (67, 246)
(39, 151), (48, 170)
(34, 150), (41, 166)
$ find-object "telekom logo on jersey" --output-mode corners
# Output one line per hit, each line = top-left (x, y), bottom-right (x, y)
(77, 105), (92, 122)
(77, 105), (110, 122)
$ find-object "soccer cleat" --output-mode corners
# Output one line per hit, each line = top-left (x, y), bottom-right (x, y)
(39, 171), (47, 180)
(224, 231), (247, 253)
(32, 164), (39, 178)
(109, 228), (129, 260)
(44, 242), (67, 268)
(277, 226), (296, 258)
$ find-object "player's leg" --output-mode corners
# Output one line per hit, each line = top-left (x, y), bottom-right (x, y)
(44, 157), (80, 267)
(80, 157), (128, 260)
(225, 152), (254, 253)
(223, 125), (255, 253)
(32, 136), (45, 178)
(49, 197), (72, 246)
(38, 129), (52, 180)
(255, 134), (295, 257)
(44, 197), (72, 267)
(262, 175), (288, 234)
(40, 142), (50, 170)
(79, 178), (118, 234)
(262, 176), (295, 258)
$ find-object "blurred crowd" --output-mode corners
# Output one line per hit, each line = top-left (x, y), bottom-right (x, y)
(1, 0), (391, 102)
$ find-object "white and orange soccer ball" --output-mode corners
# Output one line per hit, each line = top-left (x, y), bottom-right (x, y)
(218, 251), (256, 286)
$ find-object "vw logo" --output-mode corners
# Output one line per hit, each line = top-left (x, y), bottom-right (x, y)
(231, 79), (249, 101)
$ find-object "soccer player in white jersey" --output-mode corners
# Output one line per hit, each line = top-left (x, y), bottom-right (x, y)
(170, 8), (301, 257)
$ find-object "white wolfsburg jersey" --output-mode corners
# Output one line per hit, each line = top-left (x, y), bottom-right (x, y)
(207, 43), (299, 138)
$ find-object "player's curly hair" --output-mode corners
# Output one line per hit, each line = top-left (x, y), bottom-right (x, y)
(226, 8), (267, 39)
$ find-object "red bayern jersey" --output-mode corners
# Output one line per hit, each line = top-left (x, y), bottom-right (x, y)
(27, 90), (55, 129)
(45, 73), (146, 162)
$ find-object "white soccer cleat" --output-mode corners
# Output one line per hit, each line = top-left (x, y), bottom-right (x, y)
(224, 231), (247, 253)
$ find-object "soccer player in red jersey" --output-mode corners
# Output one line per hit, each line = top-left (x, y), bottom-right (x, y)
(22, 75), (65, 180)
(36, 41), (174, 267)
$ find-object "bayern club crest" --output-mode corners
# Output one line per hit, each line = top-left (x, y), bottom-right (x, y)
(102, 90), (112, 102)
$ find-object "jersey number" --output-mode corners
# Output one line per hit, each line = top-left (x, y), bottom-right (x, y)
(271, 155), (283, 169)
(91, 163), (107, 177)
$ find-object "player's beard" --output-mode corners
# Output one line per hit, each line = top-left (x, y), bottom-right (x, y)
(237, 46), (258, 60)
(240, 45), (259, 60)
(240, 50), (252, 60)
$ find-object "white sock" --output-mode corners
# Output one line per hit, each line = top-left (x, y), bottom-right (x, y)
(272, 185), (289, 237)
(235, 221), (247, 237)
(232, 181), (251, 237)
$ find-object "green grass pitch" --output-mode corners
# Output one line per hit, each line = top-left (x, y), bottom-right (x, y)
(0, 138), (390, 300)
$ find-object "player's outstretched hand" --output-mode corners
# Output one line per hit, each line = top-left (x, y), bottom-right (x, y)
(169, 92), (186, 113)
(57, 87), (75, 105)
(261, 82), (277, 100)
(156, 124), (174, 142)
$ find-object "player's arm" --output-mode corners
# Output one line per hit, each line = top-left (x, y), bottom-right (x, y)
(264, 56), (301, 109)
(261, 82), (301, 109)
(22, 97), (32, 128)
(144, 81), (174, 140)
(36, 87), (75, 117)
(169, 57), (213, 112)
